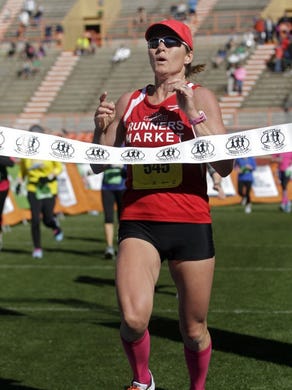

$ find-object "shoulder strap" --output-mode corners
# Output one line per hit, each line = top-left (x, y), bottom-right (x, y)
(123, 87), (147, 125)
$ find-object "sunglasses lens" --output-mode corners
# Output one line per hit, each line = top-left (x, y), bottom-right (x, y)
(148, 37), (182, 49)
(164, 37), (181, 47)
(148, 38), (160, 49)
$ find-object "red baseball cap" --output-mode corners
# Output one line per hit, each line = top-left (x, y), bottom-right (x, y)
(145, 19), (193, 50)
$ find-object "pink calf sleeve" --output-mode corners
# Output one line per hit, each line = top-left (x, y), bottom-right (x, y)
(184, 341), (212, 390)
(282, 189), (288, 204)
(121, 329), (151, 385)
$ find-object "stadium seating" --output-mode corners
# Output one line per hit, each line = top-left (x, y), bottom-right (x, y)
(213, 0), (271, 11)
(0, 0), (291, 133)
(243, 70), (292, 109)
(3, 0), (76, 41)
(47, 37), (228, 114)
(0, 47), (60, 115)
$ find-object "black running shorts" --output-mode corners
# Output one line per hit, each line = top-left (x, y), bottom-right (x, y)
(118, 220), (215, 261)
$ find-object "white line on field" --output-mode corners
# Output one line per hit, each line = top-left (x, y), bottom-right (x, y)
(2, 306), (292, 315)
(0, 265), (292, 272)
(0, 264), (115, 270)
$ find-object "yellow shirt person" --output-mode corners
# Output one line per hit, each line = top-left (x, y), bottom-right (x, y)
(19, 159), (62, 197)
(17, 159), (63, 259)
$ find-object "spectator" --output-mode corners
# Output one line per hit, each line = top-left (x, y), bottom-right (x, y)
(132, 6), (148, 37)
(225, 27), (238, 51)
(283, 37), (292, 71)
(170, 2), (188, 21)
(16, 127), (64, 258)
(227, 43), (249, 66)
(283, 92), (292, 113)
(36, 42), (46, 58)
(170, 4), (178, 18)
(178, 1), (188, 20)
(24, 42), (36, 60)
(254, 17), (266, 44)
(188, 0), (198, 13)
(6, 42), (16, 58)
(234, 43), (249, 61)
(272, 152), (292, 213)
(188, 8), (197, 29)
(0, 156), (15, 250)
(211, 47), (227, 68)
(226, 63), (236, 95)
(75, 34), (91, 56)
(235, 157), (257, 213)
(280, 29), (290, 52)
(242, 31), (256, 48)
(276, 21), (291, 45)
(32, 4), (44, 26)
(18, 9), (30, 29)
(265, 16), (275, 43)
(84, 30), (97, 54)
(101, 165), (126, 259)
(30, 57), (41, 76)
(234, 62), (247, 95)
(274, 44), (284, 72)
(276, 11), (292, 28)
(111, 44), (131, 64)
(17, 60), (32, 79)
(133, 6), (148, 25)
(23, 0), (35, 18)
(55, 24), (64, 47)
(44, 25), (53, 44)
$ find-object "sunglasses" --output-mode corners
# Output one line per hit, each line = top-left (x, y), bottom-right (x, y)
(147, 36), (189, 50)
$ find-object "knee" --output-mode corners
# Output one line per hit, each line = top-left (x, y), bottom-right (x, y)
(181, 321), (208, 349)
(122, 308), (149, 335)
(42, 216), (52, 226)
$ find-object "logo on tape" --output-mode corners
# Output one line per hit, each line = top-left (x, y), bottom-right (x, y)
(226, 135), (250, 156)
(121, 148), (145, 162)
(156, 147), (180, 161)
(0, 131), (4, 150)
(15, 135), (40, 155)
(261, 128), (285, 151)
(51, 140), (74, 159)
(191, 140), (215, 161)
(85, 146), (110, 162)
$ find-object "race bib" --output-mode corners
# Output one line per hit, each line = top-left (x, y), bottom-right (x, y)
(103, 167), (123, 185)
(35, 184), (53, 200)
(132, 164), (182, 189)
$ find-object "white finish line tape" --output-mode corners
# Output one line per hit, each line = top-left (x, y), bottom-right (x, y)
(1, 123), (292, 164)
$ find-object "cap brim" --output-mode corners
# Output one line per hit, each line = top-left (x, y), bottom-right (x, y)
(145, 20), (193, 50)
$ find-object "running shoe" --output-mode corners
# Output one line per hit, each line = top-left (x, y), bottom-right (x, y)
(54, 228), (64, 242)
(127, 371), (155, 390)
(285, 202), (291, 213)
(241, 196), (247, 206)
(279, 202), (291, 212)
(104, 246), (115, 259)
(244, 203), (252, 213)
(32, 248), (43, 259)
(280, 203), (286, 212)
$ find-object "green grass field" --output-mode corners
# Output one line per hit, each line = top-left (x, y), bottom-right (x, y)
(0, 204), (292, 390)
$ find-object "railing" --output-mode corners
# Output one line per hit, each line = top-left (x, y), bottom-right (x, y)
(1, 9), (262, 45)
(104, 10), (262, 41)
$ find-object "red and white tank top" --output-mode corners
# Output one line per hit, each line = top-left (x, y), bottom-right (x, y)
(120, 84), (211, 223)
